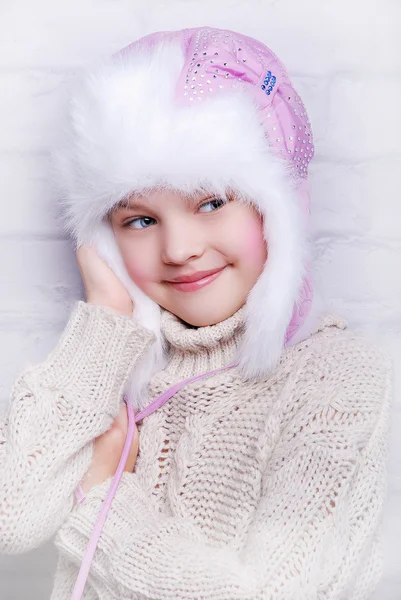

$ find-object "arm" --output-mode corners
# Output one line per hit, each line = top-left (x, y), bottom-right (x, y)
(55, 336), (393, 600)
(0, 301), (155, 554)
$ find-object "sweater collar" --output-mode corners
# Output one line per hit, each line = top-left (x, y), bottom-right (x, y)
(160, 306), (246, 376)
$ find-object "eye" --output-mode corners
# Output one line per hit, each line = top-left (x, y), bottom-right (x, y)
(124, 216), (156, 230)
(198, 197), (229, 213)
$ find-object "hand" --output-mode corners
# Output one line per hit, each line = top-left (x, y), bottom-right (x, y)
(76, 244), (133, 317)
(80, 402), (139, 494)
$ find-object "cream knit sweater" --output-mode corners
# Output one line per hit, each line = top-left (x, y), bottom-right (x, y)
(0, 301), (393, 600)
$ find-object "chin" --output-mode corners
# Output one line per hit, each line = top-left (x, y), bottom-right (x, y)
(174, 302), (244, 327)
(148, 276), (247, 327)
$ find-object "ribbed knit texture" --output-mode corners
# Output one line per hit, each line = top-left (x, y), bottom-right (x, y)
(0, 301), (393, 600)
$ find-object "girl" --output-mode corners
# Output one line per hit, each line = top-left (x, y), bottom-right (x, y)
(0, 26), (393, 600)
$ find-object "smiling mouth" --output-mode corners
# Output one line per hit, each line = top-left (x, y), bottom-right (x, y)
(166, 266), (227, 292)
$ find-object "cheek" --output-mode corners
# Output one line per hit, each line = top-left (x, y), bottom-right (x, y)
(116, 238), (157, 285)
(126, 260), (149, 285)
(237, 214), (267, 266)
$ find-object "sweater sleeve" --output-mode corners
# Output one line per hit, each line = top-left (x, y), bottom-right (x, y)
(0, 301), (155, 554)
(54, 337), (393, 600)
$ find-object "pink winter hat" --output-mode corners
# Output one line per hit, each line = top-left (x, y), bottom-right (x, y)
(51, 26), (315, 403)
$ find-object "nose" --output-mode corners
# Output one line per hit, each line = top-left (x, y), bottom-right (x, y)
(161, 218), (205, 265)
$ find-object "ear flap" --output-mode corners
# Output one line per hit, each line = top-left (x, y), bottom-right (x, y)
(234, 171), (310, 379)
(92, 220), (167, 410)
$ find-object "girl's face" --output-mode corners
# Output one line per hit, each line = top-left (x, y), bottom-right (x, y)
(109, 189), (267, 326)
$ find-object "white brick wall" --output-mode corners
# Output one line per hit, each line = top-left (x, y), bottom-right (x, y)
(0, 1), (400, 598)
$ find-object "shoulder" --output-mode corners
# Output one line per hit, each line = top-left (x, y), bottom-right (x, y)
(310, 313), (392, 393)
(279, 313), (393, 433)
(289, 312), (392, 386)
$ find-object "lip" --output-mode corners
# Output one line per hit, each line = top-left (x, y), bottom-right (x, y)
(166, 266), (226, 292)
(169, 267), (226, 284)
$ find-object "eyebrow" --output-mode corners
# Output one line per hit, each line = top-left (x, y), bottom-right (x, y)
(110, 199), (147, 214)
(111, 192), (219, 215)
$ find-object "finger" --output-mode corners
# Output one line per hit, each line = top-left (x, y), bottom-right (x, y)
(111, 402), (129, 432)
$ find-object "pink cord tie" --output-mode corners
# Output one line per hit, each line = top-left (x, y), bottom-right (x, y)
(74, 484), (86, 505)
(70, 360), (238, 599)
